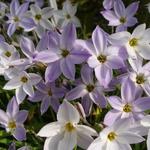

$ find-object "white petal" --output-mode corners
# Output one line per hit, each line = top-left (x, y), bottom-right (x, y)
(76, 125), (98, 136)
(87, 137), (106, 150)
(109, 31), (130, 46)
(58, 131), (77, 150)
(4, 77), (21, 90)
(23, 82), (34, 97)
(141, 115), (150, 127)
(57, 100), (80, 123)
(29, 73), (41, 85)
(117, 132), (145, 144)
(132, 24), (146, 38)
(87, 56), (100, 68)
(44, 133), (63, 150)
(16, 86), (26, 104)
(37, 122), (62, 137)
(77, 131), (94, 149)
(30, 4), (41, 15)
(137, 44), (150, 60)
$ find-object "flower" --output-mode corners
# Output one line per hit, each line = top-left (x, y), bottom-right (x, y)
(27, 4), (54, 37)
(3, 71), (41, 104)
(101, 1), (139, 32)
(39, 23), (89, 82)
(29, 80), (66, 115)
(0, 97), (28, 141)
(128, 57), (150, 96)
(104, 78), (150, 126)
(88, 119), (144, 150)
(86, 26), (124, 87)
(20, 36), (48, 64)
(109, 24), (150, 60)
(54, 0), (81, 28)
(6, 0), (35, 36)
(0, 42), (29, 79)
(66, 64), (107, 115)
(37, 100), (97, 150)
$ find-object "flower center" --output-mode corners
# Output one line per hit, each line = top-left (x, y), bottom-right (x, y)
(107, 132), (117, 141)
(8, 121), (16, 130)
(66, 14), (71, 19)
(123, 104), (132, 112)
(65, 122), (75, 132)
(13, 16), (19, 22)
(86, 84), (95, 92)
(97, 54), (107, 63)
(35, 14), (42, 20)
(20, 76), (28, 83)
(136, 74), (145, 84)
(129, 38), (138, 47)
(120, 17), (126, 24)
(5, 51), (11, 57)
(61, 49), (70, 57)
(47, 89), (52, 96)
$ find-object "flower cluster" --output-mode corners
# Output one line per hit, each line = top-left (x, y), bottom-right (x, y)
(0, 0), (150, 150)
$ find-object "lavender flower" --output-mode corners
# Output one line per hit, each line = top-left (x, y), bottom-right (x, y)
(101, 1), (139, 32)
(104, 78), (150, 126)
(29, 80), (66, 114)
(20, 36), (48, 64)
(38, 23), (89, 82)
(7, 0), (35, 36)
(86, 26), (124, 87)
(66, 64), (107, 115)
(0, 97), (28, 141)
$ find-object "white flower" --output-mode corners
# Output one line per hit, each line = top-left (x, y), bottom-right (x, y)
(54, 0), (81, 29)
(109, 24), (150, 60)
(0, 42), (29, 79)
(88, 119), (144, 150)
(141, 115), (150, 150)
(37, 100), (97, 150)
(128, 56), (150, 96)
(3, 71), (41, 104)
(28, 4), (54, 37)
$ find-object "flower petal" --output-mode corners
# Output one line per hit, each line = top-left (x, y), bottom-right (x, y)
(13, 126), (26, 141)
(45, 61), (61, 82)
(57, 100), (80, 123)
(15, 110), (28, 123)
(60, 23), (76, 50)
(37, 122), (62, 137)
(6, 97), (19, 117)
(92, 26), (106, 55)
(65, 85), (87, 100)
(60, 58), (75, 80)
(58, 131), (77, 150)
